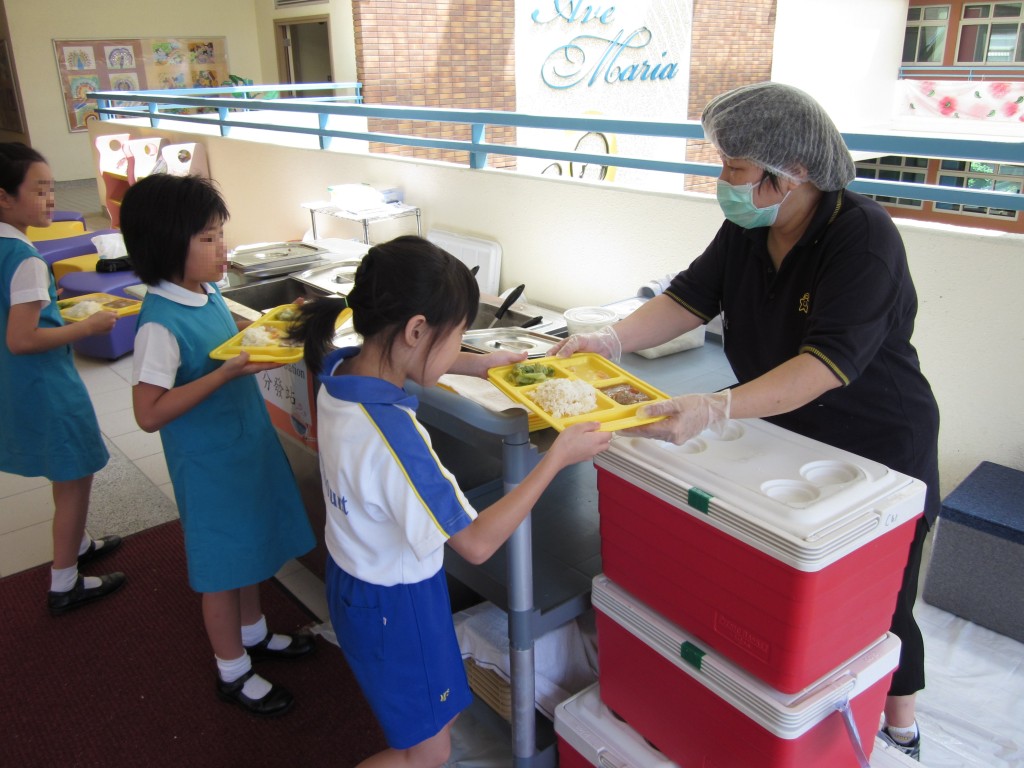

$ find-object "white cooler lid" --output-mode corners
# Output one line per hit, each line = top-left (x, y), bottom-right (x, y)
(595, 418), (926, 570)
(592, 575), (901, 740)
(554, 681), (680, 767)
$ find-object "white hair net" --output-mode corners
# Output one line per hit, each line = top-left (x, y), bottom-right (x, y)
(701, 82), (855, 192)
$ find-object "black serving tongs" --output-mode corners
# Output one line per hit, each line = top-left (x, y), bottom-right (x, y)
(487, 283), (526, 329)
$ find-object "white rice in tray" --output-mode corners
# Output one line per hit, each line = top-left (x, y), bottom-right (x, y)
(526, 378), (598, 418)
(241, 326), (279, 346)
(64, 300), (104, 319)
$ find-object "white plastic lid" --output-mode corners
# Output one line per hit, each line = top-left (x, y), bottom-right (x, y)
(563, 306), (618, 324)
(595, 418), (925, 570)
(554, 681), (679, 766)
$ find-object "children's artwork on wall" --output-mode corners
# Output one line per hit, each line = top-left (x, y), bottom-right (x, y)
(53, 37), (229, 132)
(54, 38), (145, 132)
(105, 46), (137, 70)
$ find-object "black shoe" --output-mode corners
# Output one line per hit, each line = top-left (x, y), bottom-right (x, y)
(47, 572), (126, 616)
(216, 670), (294, 717)
(78, 535), (123, 566)
(245, 630), (316, 661)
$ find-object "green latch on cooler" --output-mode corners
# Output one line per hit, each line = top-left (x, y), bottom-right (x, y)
(687, 486), (713, 514)
(680, 640), (706, 670)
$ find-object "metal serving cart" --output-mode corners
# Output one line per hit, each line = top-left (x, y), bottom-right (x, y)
(406, 343), (738, 767)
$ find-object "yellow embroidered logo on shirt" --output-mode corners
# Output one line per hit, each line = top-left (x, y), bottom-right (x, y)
(798, 292), (810, 314)
(440, 688), (450, 702)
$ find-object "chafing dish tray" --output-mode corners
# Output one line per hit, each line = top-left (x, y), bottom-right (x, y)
(461, 328), (560, 358)
(229, 242), (332, 277)
(291, 261), (361, 296)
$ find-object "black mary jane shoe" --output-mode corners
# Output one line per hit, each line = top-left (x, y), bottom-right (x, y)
(47, 572), (126, 616)
(216, 670), (294, 717)
(78, 535), (123, 566)
(244, 630), (316, 661)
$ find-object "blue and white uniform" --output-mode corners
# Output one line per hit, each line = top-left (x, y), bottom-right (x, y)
(318, 346), (475, 749)
(0, 224), (107, 481)
(132, 281), (314, 593)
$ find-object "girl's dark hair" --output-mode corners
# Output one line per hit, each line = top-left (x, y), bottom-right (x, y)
(0, 143), (47, 196)
(290, 235), (479, 377)
(120, 174), (229, 285)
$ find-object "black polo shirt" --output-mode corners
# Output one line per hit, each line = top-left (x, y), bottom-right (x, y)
(666, 189), (940, 521)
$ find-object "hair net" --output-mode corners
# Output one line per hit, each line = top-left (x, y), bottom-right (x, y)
(701, 82), (855, 192)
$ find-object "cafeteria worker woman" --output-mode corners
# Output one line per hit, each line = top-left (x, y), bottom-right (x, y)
(556, 82), (939, 761)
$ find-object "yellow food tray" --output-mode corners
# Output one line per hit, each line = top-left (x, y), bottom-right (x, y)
(58, 292), (141, 322)
(487, 353), (669, 432)
(209, 304), (351, 364)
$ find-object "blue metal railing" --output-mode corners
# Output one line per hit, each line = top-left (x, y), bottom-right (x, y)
(87, 83), (1024, 212)
(899, 64), (1024, 81)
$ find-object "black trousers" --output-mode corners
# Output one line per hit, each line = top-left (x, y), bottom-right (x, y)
(887, 515), (930, 696)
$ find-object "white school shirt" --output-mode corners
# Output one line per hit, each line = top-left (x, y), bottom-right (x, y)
(316, 347), (478, 587)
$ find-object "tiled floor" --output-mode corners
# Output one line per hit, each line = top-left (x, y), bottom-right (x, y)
(0, 354), (167, 577)
(4, 182), (1022, 766)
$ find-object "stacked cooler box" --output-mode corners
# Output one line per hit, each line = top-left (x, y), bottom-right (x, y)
(576, 418), (926, 767)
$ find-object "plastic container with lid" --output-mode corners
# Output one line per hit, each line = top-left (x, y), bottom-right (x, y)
(563, 306), (617, 336)
(592, 574), (901, 768)
(595, 418), (924, 692)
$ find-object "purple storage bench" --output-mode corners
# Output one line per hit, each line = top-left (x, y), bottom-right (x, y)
(52, 210), (87, 227)
(58, 269), (142, 300)
(72, 314), (138, 360)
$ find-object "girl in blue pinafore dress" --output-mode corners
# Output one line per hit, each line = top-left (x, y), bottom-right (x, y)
(0, 142), (125, 616)
(121, 174), (315, 718)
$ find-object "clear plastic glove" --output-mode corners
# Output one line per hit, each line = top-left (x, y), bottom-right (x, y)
(625, 390), (732, 445)
(550, 325), (622, 363)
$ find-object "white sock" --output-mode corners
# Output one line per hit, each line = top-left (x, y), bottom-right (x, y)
(241, 614), (291, 651)
(216, 653), (272, 699)
(51, 565), (78, 593)
(78, 531), (93, 556)
(50, 565), (102, 592)
(886, 721), (919, 744)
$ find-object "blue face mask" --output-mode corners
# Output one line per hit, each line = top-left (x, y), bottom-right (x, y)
(716, 179), (786, 229)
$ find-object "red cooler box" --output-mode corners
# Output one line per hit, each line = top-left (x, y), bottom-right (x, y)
(555, 682), (678, 768)
(593, 575), (900, 768)
(595, 419), (924, 693)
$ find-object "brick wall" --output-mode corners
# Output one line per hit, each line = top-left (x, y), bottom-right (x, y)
(685, 0), (778, 192)
(353, 0), (517, 169)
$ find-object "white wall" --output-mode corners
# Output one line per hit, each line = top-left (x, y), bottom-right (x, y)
(5, 0), (262, 180)
(515, 0), (693, 190)
(253, 0), (357, 87)
(772, 0), (909, 130)
(89, 120), (1024, 494)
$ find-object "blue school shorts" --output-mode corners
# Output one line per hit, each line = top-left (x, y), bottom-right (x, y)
(326, 558), (473, 749)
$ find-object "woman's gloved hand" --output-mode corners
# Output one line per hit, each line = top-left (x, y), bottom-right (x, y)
(550, 325), (622, 363)
(623, 390), (732, 444)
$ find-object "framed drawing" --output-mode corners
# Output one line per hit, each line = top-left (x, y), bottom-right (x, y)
(53, 38), (147, 132)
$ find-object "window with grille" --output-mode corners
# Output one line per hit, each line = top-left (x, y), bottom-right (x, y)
(855, 156), (929, 209)
(935, 160), (1023, 219)
(905, 5), (951, 63)
(956, 2), (1024, 63)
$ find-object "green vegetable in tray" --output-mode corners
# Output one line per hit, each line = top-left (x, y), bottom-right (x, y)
(505, 362), (556, 386)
